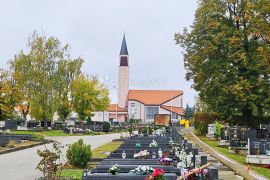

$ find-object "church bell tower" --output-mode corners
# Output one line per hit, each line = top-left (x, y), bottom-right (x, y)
(118, 34), (129, 108)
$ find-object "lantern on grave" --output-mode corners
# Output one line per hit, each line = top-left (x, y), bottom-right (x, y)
(158, 148), (163, 158)
(122, 150), (126, 159)
(152, 152), (157, 159)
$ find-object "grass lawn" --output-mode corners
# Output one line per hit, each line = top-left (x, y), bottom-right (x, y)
(92, 141), (123, 159)
(12, 130), (108, 137)
(61, 169), (83, 180)
(60, 140), (123, 179)
(199, 136), (270, 179)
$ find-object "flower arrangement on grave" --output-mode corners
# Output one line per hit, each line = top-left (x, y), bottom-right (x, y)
(145, 168), (166, 180)
(108, 164), (120, 175)
(129, 165), (154, 175)
(153, 128), (166, 136)
(149, 140), (159, 147)
(172, 146), (181, 153)
(193, 168), (208, 179)
(159, 157), (173, 166)
(176, 149), (188, 169)
(135, 142), (142, 147)
(134, 150), (150, 159)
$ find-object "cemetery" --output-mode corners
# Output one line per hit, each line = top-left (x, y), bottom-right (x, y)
(195, 122), (270, 179)
(59, 124), (243, 180)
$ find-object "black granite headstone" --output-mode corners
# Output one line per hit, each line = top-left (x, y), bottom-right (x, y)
(221, 127), (230, 140)
(249, 138), (270, 155)
(230, 127), (240, 147)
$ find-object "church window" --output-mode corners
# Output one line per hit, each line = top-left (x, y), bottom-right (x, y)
(172, 112), (178, 119)
(146, 107), (159, 119)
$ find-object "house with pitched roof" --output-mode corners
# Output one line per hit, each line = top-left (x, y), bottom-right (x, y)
(92, 35), (184, 123)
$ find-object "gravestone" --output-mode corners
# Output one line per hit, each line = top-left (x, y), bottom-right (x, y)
(239, 127), (248, 146)
(248, 138), (270, 155)
(246, 138), (270, 165)
(206, 124), (215, 138)
(229, 127), (240, 147)
(256, 129), (270, 139)
(219, 127), (230, 147)
(260, 124), (270, 131)
(221, 127), (230, 140)
(0, 120), (18, 130)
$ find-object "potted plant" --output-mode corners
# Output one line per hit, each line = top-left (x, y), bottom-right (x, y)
(108, 164), (120, 175)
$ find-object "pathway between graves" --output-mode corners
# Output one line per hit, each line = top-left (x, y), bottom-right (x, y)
(181, 129), (263, 180)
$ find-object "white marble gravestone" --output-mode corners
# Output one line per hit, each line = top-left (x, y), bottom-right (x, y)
(207, 124), (215, 138)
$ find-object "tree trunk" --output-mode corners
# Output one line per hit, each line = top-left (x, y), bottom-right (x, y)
(242, 107), (254, 128)
(257, 105), (263, 124)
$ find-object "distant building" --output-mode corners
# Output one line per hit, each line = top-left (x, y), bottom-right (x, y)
(92, 35), (184, 123)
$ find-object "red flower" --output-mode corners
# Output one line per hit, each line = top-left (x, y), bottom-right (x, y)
(152, 168), (165, 177)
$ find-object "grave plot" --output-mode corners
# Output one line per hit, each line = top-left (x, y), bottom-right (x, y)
(82, 128), (218, 180)
(246, 124), (270, 165)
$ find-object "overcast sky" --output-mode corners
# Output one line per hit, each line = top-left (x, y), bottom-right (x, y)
(0, 0), (198, 106)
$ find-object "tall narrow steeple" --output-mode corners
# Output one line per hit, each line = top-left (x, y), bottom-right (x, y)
(118, 34), (129, 109)
(120, 34), (128, 55)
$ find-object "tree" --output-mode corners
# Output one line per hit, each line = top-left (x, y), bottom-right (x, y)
(71, 74), (110, 121)
(10, 32), (83, 123)
(0, 69), (22, 119)
(175, 0), (270, 127)
(56, 59), (83, 120)
(183, 104), (195, 120)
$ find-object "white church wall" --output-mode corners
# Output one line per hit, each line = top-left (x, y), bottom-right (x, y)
(128, 100), (145, 120)
(92, 111), (109, 122)
(163, 95), (183, 108)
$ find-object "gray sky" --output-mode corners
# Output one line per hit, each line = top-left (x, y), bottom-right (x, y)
(0, 0), (198, 106)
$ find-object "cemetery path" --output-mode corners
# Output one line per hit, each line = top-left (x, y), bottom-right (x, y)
(0, 133), (121, 180)
(182, 130), (264, 180)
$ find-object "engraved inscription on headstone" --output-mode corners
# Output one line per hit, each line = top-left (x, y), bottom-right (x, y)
(248, 138), (270, 155)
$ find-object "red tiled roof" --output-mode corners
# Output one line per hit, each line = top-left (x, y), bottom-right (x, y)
(128, 90), (183, 105)
(108, 104), (128, 112)
(161, 105), (184, 115)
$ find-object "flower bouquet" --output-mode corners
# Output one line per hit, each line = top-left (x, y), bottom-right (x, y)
(159, 157), (173, 166)
(108, 164), (120, 175)
(129, 165), (154, 175)
(134, 150), (150, 159)
(149, 140), (159, 147)
(153, 128), (166, 136)
(146, 168), (166, 180)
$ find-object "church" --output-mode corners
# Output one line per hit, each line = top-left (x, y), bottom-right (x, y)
(92, 35), (184, 123)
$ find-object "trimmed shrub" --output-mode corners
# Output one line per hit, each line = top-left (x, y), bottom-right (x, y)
(102, 122), (110, 133)
(67, 139), (92, 168)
